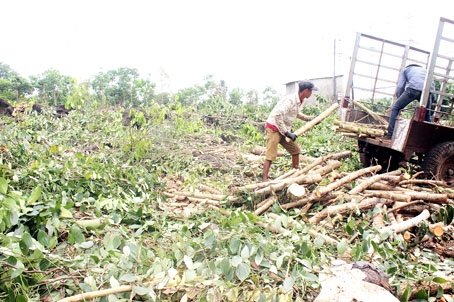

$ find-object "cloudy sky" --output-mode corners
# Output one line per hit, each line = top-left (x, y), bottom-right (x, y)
(2, 0), (452, 93)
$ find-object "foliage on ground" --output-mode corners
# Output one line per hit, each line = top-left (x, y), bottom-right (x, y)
(0, 98), (453, 302)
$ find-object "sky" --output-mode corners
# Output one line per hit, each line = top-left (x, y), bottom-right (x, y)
(2, 0), (453, 94)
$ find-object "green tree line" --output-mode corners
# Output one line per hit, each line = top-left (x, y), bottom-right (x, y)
(0, 62), (280, 109)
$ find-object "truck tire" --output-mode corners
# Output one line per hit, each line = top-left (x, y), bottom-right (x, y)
(423, 141), (454, 186)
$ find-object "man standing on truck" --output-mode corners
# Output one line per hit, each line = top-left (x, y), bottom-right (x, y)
(385, 64), (435, 138)
(262, 80), (317, 182)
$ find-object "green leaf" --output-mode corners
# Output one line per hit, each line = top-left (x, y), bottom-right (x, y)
(103, 232), (122, 251)
(314, 236), (325, 248)
(220, 258), (232, 276)
(120, 274), (137, 282)
(432, 276), (448, 283)
(414, 289), (429, 299)
(184, 255), (194, 269)
(69, 225), (85, 244)
(133, 286), (152, 296)
(229, 237), (241, 254)
(235, 263), (250, 281)
(59, 207), (73, 219)
(0, 177), (8, 195)
(337, 239), (347, 255)
(282, 276), (294, 293)
(27, 186), (42, 205)
(240, 245), (250, 259)
(19, 232), (33, 255)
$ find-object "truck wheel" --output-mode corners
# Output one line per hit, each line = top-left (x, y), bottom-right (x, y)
(423, 141), (454, 186)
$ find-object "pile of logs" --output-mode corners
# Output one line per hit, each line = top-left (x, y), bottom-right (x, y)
(164, 150), (453, 248)
(334, 100), (389, 138)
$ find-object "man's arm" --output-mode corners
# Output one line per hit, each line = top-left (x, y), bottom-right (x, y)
(297, 113), (313, 121)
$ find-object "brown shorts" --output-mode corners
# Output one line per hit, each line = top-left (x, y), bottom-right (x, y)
(265, 128), (301, 161)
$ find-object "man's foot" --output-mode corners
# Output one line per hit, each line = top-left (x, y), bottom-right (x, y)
(382, 134), (392, 140)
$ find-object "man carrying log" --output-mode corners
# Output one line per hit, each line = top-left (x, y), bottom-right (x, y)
(262, 80), (318, 182)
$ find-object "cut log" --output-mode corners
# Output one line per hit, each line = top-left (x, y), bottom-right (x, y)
(287, 183), (306, 200)
(429, 223), (445, 237)
(285, 103), (339, 142)
(334, 121), (386, 137)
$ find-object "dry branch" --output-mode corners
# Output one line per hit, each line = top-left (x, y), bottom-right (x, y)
(198, 183), (222, 195)
(398, 179), (448, 187)
(364, 190), (412, 202)
(281, 193), (337, 210)
(285, 103), (339, 142)
(254, 196), (276, 215)
(314, 165), (382, 197)
(309, 197), (390, 224)
(379, 209), (430, 235)
(394, 191), (450, 204)
(171, 191), (237, 202)
(349, 171), (401, 195)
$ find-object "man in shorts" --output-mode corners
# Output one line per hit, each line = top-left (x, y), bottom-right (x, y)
(262, 80), (318, 182)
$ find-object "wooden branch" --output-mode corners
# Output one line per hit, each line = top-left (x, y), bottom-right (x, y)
(394, 191), (450, 204)
(349, 171), (399, 195)
(285, 103), (339, 142)
(399, 179), (448, 187)
(186, 196), (220, 205)
(310, 160), (342, 177)
(372, 203), (386, 229)
(309, 197), (389, 224)
(58, 284), (135, 302)
(198, 183), (222, 195)
(254, 196), (276, 215)
(334, 121), (386, 137)
(364, 190), (412, 202)
(171, 191), (237, 202)
(254, 173), (322, 197)
(379, 209), (430, 235)
(314, 165), (382, 197)
(352, 100), (388, 126)
(281, 193), (336, 210)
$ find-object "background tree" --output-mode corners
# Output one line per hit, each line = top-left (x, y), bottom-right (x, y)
(0, 62), (33, 102)
(92, 67), (144, 107)
(30, 69), (75, 106)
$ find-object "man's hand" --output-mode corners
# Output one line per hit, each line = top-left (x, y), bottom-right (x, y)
(285, 131), (298, 141)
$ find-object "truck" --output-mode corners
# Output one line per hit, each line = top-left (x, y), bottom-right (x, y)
(339, 17), (454, 186)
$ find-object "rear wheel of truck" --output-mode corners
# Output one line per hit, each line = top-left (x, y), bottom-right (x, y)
(423, 141), (454, 186)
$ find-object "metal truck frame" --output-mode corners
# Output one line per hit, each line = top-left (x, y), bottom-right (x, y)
(340, 17), (454, 186)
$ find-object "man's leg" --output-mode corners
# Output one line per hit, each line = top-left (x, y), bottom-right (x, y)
(262, 159), (272, 182)
(292, 154), (299, 169)
(387, 90), (416, 136)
